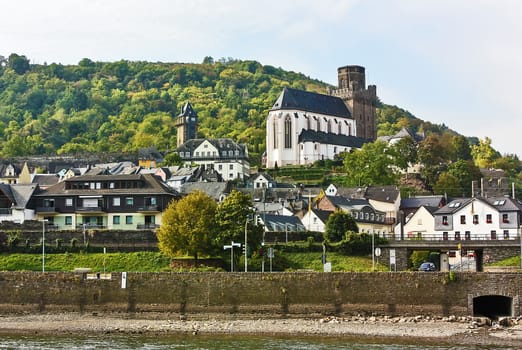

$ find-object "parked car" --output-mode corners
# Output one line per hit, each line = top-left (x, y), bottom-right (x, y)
(418, 262), (436, 271)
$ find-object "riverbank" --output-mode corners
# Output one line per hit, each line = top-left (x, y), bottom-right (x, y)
(0, 313), (521, 347)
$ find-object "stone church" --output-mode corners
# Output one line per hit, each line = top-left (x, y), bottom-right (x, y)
(265, 65), (377, 169)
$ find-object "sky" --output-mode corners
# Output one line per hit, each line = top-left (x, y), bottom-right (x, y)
(2, 0), (521, 157)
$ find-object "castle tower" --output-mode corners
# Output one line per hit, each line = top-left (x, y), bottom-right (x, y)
(174, 102), (198, 147)
(330, 65), (377, 140)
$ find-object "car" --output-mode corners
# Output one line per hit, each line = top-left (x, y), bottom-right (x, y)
(418, 262), (436, 271)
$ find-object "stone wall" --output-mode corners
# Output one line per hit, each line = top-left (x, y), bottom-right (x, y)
(0, 272), (520, 319)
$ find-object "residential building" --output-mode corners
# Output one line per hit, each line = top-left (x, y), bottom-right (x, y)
(433, 197), (522, 240)
(176, 138), (249, 181)
(33, 173), (180, 230)
(402, 205), (437, 240)
(0, 184), (38, 223)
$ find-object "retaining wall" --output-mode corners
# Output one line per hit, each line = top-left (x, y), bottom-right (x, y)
(0, 272), (520, 319)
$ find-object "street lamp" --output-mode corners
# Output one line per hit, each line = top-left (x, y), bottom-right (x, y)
(41, 219), (48, 272)
(224, 241), (241, 272)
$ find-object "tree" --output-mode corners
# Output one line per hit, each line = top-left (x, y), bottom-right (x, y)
(451, 135), (472, 161)
(343, 141), (398, 186)
(433, 173), (461, 197)
(324, 210), (358, 242)
(215, 190), (253, 246)
(471, 137), (500, 168)
(157, 191), (217, 265)
(8, 53), (30, 74)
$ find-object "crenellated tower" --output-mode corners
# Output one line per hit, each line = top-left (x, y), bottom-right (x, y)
(329, 65), (377, 140)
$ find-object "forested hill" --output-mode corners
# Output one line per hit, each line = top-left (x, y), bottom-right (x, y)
(0, 53), (456, 164)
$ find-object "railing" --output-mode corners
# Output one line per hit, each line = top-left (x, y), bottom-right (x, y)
(0, 208), (13, 215)
(137, 224), (160, 229)
(76, 207), (105, 212)
(396, 233), (518, 241)
(137, 205), (159, 212)
(36, 207), (57, 213)
(76, 224), (106, 230)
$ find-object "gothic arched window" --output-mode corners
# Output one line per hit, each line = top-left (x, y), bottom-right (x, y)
(284, 115), (292, 148)
(348, 124), (352, 136)
(338, 122), (342, 135)
(327, 119), (332, 133)
(273, 119), (278, 148)
(316, 118), (321, 132)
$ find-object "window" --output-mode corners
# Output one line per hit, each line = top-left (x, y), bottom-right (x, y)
(273, 120), (278, 148)
(491, 230), (497, 240)
(348, 124), (352, 136)
(113, 197), (120, 206)
(113, 216), (120, 225)
(316, 118), (321, 131)
(125, 216), (133, 225)
(502, 213), (509, 223)
(327, 119), (332, 133)
(455, 231), (461, 240)
(65, 198), (73, 207)
(473, 215), (479, 224)
(443, 232), (448, 240)
(229, 164), (233, 170)
(284, 115), (292, 148)
(486, 214), (492, 223)
(504, 230), (509, 239)
(442, 216), (448, 225)
(465, 231), (471, 240)
(460, 215), (466, 224)
(43, 199), (55, 208)
(125, 197), (134, 206)
(338, 123), (342, 134)
(218, 164), (222, 170)
(65, 216), (72, 225)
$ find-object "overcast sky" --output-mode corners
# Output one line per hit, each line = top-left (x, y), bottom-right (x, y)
(2, 0), (521, 157)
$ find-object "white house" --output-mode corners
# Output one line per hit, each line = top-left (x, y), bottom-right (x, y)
(176, 138), (250, 181)
(300, 209), (332, 232)
(402, 205), (437, 240)
(0, 184), (38, 223)
(433, 197), (522, 240)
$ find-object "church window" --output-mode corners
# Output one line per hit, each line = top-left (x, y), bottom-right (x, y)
(316, 118), (321, 132)
(273, 120), (278, 148)
(327, 120), (332, 133)
(348, 124), (352, 136)
(306, 116), (311, 129)
(284, 115), (292, 148)
(338, 123), (342, 135)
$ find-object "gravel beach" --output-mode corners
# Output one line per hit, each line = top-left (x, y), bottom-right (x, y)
(1, 313), (521, 347)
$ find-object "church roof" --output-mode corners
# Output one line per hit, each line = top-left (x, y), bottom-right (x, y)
(270, 87), (352, 118)
(176, 138), (248, 157)
(298, 130), (368, 148)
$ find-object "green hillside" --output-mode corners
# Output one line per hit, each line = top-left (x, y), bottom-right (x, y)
(0, 53), (453, 166)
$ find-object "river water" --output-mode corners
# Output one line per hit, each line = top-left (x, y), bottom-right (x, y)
(0, 334), (514, 350)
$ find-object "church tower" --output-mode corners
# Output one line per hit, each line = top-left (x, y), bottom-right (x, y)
(329, 65), (377, 140)
(174, 102), (198, 147)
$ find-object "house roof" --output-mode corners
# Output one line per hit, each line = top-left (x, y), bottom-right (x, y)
(270, 87), (352, 119)
(483, 196), (522, 212)
(179, 182), (232, 201)
(365, 186), (400, 203)
(435, 198), (474, 215)
(35, 173), (179, 197)
(176, 138), (248, 157)
(298, 129), (368, 147)
(262, 214), (306, 232)
(10, 184), (39, 209)
(31, 174), (60, 188)
(401, 196), (445, 209)
(309, 208), (333, 223)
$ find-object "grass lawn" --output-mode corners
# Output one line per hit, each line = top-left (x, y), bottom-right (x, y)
(0, 251), (387, 272)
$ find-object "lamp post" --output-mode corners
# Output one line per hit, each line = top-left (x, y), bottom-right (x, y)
(244, 218), (249, 272)
(224, 241), (241, 272)
(41, 219), (48, 272)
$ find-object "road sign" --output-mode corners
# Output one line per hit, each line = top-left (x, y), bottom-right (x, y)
(374, 247), (382, 257)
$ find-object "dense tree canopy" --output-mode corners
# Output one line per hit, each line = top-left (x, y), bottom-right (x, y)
(324, 210), (359, 242)
(157, 191), (217, 264)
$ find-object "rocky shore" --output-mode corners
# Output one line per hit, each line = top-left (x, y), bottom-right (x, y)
(0, 313), (522, 347)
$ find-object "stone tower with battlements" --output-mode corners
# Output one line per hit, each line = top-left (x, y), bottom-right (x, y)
(328, 65), (377, 140)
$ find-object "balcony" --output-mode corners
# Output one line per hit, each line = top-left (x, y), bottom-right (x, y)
(37, 207), (57, 214)
(137, 223), (160, 229)
(76, 206), (105, 213)
(0, 208), (13, 215)
(137, 205), (159, 213)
